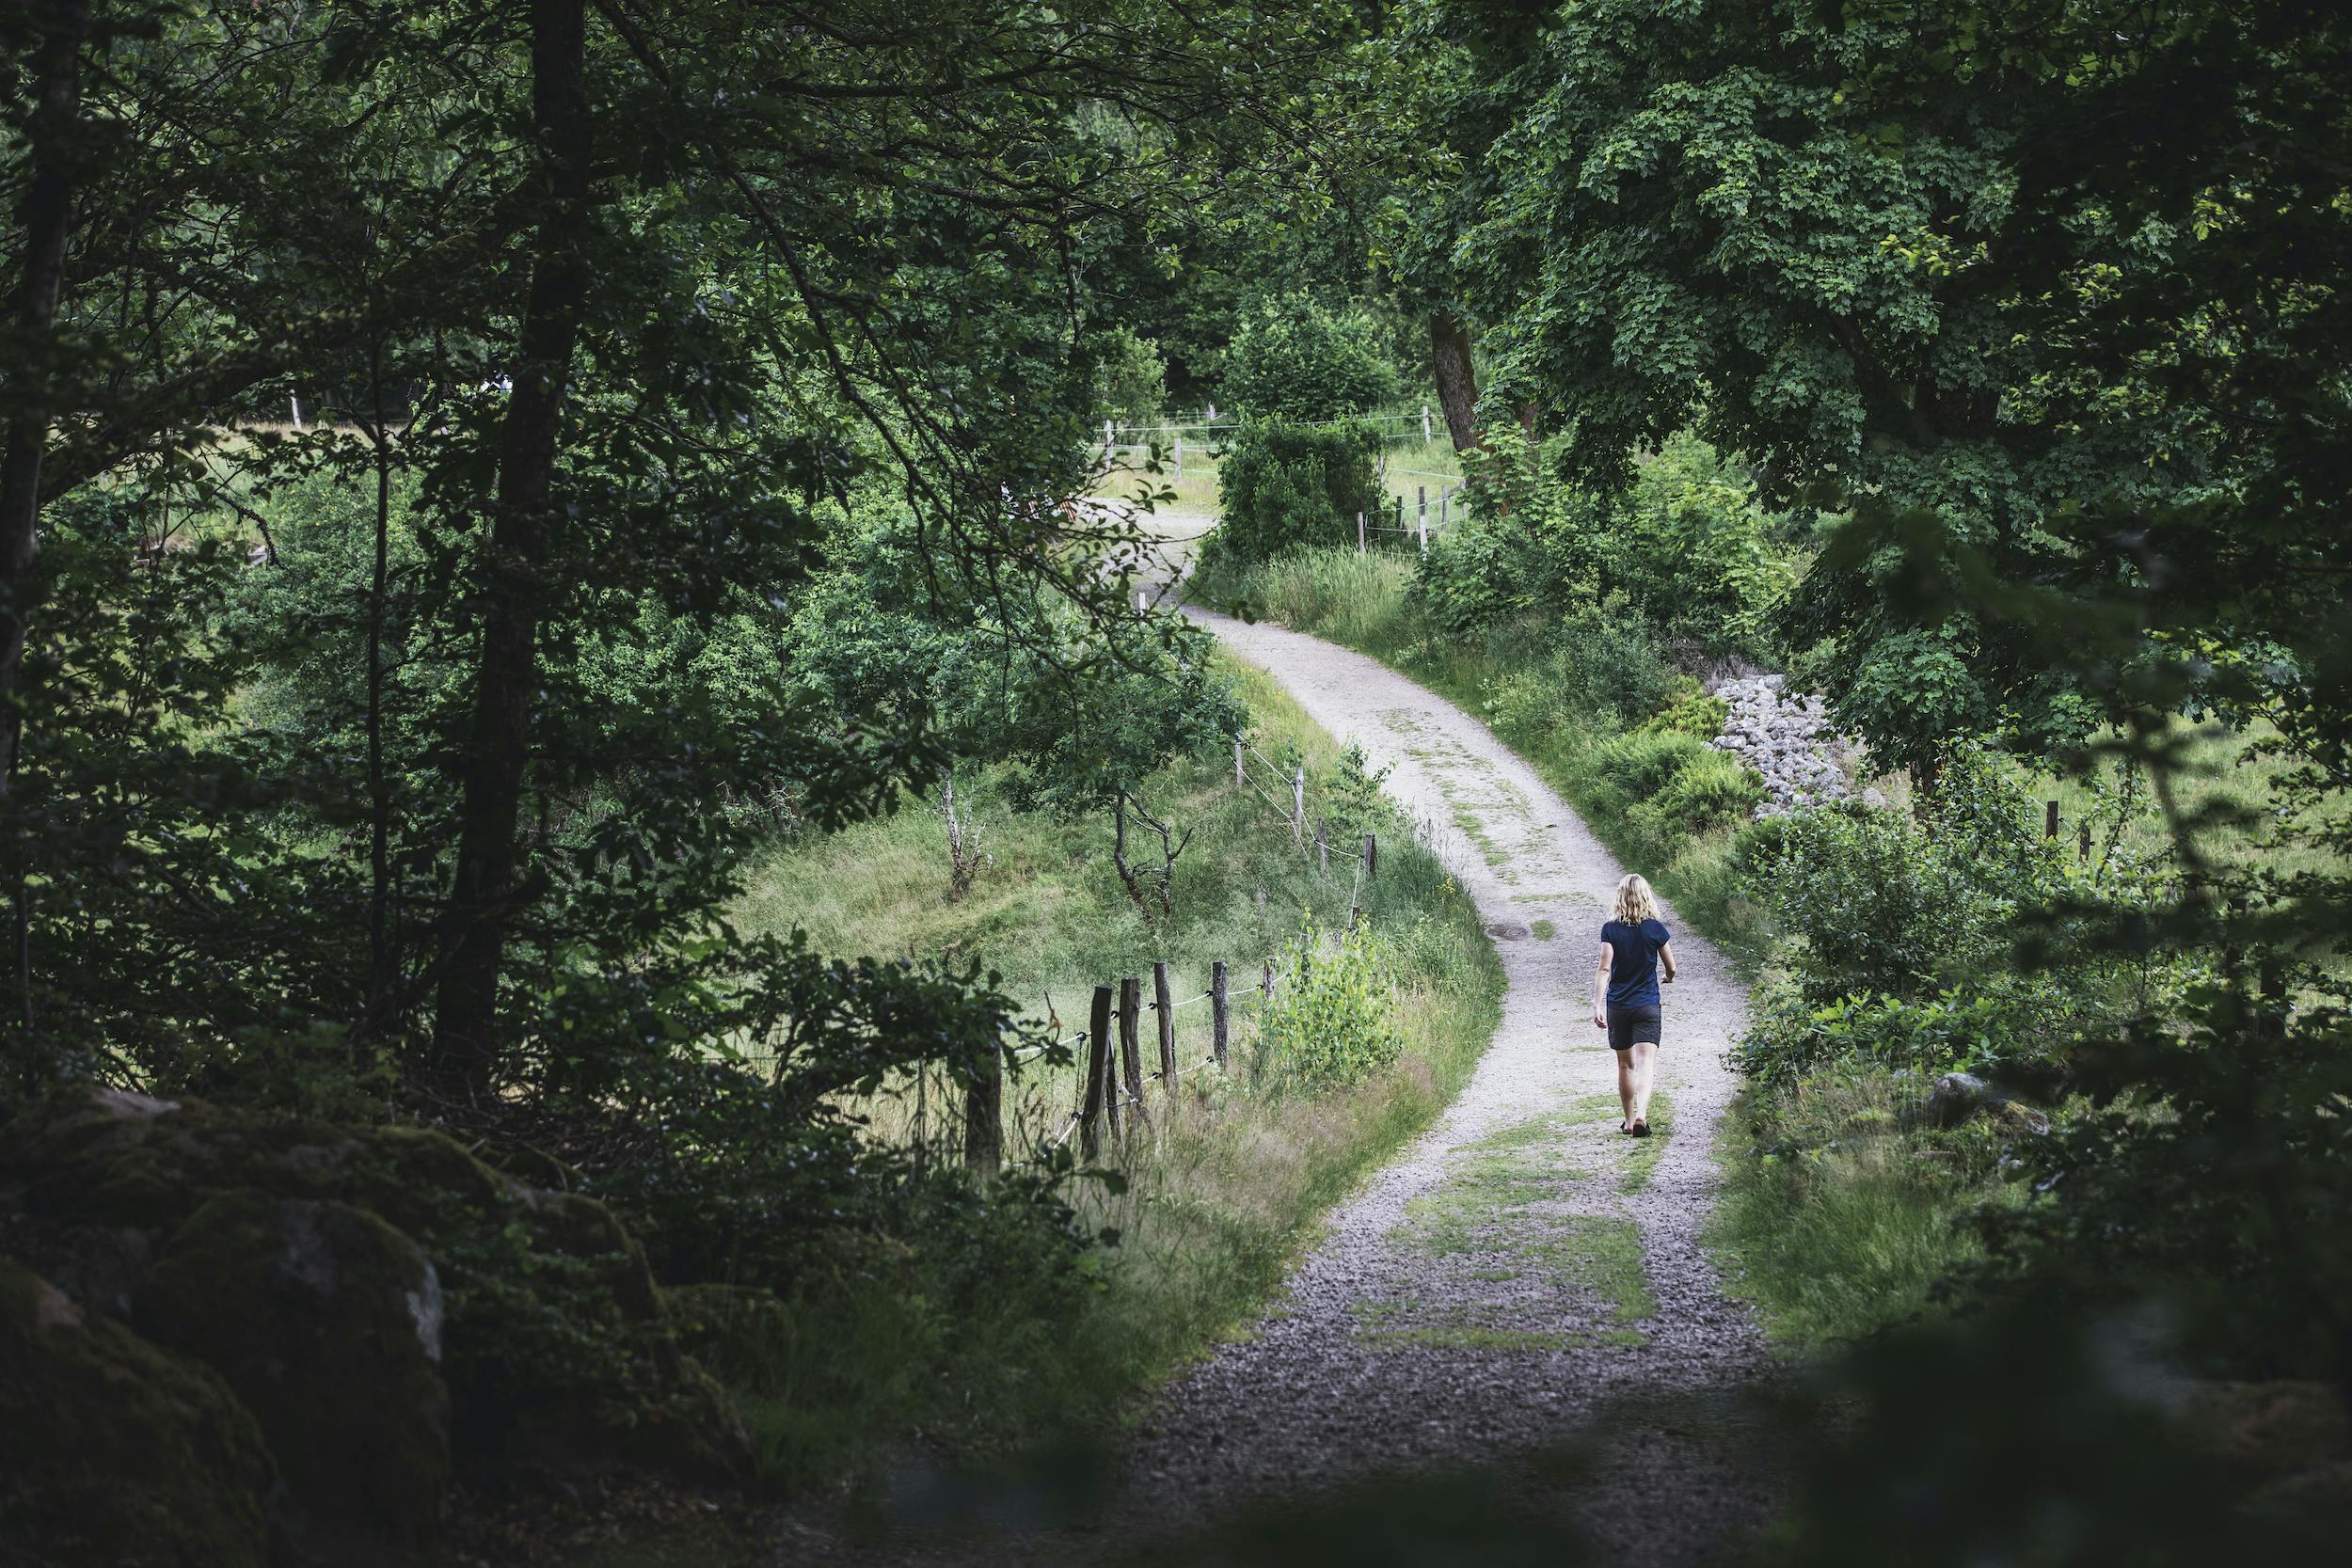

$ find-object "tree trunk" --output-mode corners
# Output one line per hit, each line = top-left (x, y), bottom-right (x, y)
(1427, 309), (1480, 452)
(0, 0), (91, 804)
(428, 0), (593, 1104)
(362, 334), (395, 1042)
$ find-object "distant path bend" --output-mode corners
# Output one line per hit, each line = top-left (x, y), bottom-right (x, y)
(1124, 610), (1774, 1563)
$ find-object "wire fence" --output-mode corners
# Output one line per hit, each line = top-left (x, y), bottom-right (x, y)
(935, 737), (1392, 1176)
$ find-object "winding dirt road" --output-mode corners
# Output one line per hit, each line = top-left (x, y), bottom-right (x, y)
(1106, 611), (1777, 1562)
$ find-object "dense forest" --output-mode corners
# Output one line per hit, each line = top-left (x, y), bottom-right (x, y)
(5, 3), (2349, 1564)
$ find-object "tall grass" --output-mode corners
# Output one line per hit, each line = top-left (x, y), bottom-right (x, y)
(724, 652), (1503, 1483)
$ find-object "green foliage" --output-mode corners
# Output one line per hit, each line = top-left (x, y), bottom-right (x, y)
(1413, 426), (1605, 637)
(1727, 984), (2072, 1098)
(1754, 803), (1985, 1006)
(1321, 742), (1394, 848)
(1258, 914), (1406, 1090)
(1214, 420), (1382, 562)
(1629, 749), (1766, 839)
(1709, 1069), (2010, 1348)
(1220, 293), (1400, 420)
(1612, 434), (1805, 654)
(1591, 730), (1709, 801)
(1638, 677), (1728, 739)
(1089, 325), (1169, 430)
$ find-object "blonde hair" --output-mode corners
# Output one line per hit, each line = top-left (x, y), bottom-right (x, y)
(1612, 873), (1659, 925)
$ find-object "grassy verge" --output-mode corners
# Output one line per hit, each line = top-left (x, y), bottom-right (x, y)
(726, 651), (1504, 1483)
(1188, 546), (2011, 1355)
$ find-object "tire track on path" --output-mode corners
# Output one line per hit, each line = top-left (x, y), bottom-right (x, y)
(1113, 610), (1777, 1563)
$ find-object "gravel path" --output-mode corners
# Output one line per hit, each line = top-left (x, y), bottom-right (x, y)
(1106, 611), (1778, 1561)
(784, 610), (1781, 1566)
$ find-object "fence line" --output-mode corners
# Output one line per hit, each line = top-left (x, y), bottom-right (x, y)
(966, 822), (1385, 1174)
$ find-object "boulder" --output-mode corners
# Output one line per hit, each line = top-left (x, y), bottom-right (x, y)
(135, 1195), (451, 1557)
(1925, 1071), (1994, 1129)
(0, 1087), (753, 1526)
(1, 1255), (276, 1568)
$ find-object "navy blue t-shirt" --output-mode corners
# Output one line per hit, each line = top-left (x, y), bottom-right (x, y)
(1601, 918), (1672, 1008)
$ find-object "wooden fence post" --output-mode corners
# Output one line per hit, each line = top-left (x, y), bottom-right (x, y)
(1153, 961), (1177, 1101)
(2078, 820), (2092, 861)
(1081, 984), (1113, 1158)
(1440, 486), (1450, 531)
(1292, 765), (1306, 845)
(1119, 976), (1149, 1131)
(963, 1042), (1002, 1176)
(1421, 402), (1432, 442)
(1362, 832), (1377, 876)
(2045, 800), (2059, 838)
(1357, 510), (1366, 553)
(1211, 960), (1230, 1070)
(1234, 737), (1245, 789)
(1175, 433), (1184, 483)
(1395, 494), (1405, 534)
(1263, 957), (1276, 1005)
(1417, 485), (1428, 554)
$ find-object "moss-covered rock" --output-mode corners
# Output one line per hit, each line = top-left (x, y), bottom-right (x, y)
(135, 1194), (451, 1556)
(0, 1086), (752, 1523)
(0, 1254), (275, 1568)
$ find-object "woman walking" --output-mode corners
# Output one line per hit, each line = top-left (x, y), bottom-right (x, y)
(1593, 873), (1676, 1136)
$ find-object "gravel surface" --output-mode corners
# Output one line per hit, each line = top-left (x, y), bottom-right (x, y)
(1105, 611), (1779, 1562)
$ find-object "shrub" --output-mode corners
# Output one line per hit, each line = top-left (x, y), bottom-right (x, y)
(1591, 729), (1709, 800)
(1639, 676), (1729, 739)
(1631, 748), (1765, 837)
(1089, 325), (1168, 429)
(1414, 427), (1606, 637)
(1221, 293), (1399, 420)
(1755, 802), (1986, 1005)
(1216, 420), (1382, 562)
(1726, 984), (2061, 1096)
(1553, 604), (1685, 721)
(1611, 431), (1805, 655)
(1257, 913), (1404, 1089)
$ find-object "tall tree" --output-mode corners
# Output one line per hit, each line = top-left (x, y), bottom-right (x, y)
(429, 0), (594, 1102)
(0, 0), (90, 801)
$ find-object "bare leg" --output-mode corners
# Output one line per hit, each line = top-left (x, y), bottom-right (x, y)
(1630, 1039), (1659, 1125)
(1615, 1049), (1636, 1130)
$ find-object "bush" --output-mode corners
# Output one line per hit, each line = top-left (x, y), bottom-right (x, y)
(1553, 604), (1686, 722)
(1726, 983), (2073, 1096)
(1221, 293), (1399, 420)
(1089, 325), (1167, 429)
(1639, 676), (1728, 739)
(1591, 729), (1709, 800)
(1755, 802), (1986, 1005)
(1612, 431), (1805, 654)
(1631, 748), (1765, 836)
(1413, 427), (1606, 637)
(1257, 914), (1405, 1089)
(1217, 420), (1381, 562)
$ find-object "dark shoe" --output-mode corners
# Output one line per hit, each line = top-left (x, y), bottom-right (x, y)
(1631, 1118), (1651, 1138)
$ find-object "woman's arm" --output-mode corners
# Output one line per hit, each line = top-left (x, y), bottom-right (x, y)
(1659, 942), (1677, 984)
(1593, 942), (1613, 1028)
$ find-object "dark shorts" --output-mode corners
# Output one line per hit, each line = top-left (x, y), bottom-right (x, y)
(1607, 1005), (1661, 1053)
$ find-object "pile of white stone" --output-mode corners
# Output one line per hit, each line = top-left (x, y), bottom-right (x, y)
(1707, 674), (1857, 817)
